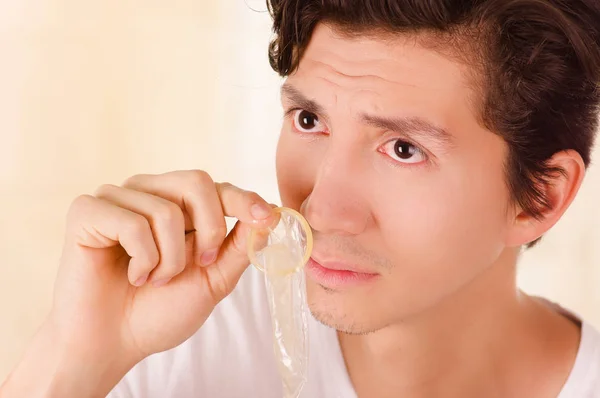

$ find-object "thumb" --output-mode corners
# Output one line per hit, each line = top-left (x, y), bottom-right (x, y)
(203, 220), (257, 302)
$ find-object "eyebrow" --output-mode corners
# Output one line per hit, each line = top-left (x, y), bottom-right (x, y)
(281, 83), (454, 147)
(281, 83), (326, 119)
(361, 115), (454, 147)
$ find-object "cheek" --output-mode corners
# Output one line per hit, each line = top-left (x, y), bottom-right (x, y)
(378, 162), (510, 272)
(276, 131), (319, 209)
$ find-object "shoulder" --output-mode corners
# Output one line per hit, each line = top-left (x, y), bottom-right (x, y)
(559, 320), (600, 398)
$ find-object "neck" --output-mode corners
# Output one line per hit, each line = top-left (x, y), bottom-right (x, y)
(339, 248), (580, 398)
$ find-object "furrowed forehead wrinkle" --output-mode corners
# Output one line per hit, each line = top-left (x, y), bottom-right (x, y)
(303, 24), (488, 129)
(362, 114), (455, 147)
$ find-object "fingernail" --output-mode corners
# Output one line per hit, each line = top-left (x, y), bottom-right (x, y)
(251, 203), (271, 220)
(201, 249), (218, 266)
(134, 274), (148, 287)
(152, 277), (172, 288)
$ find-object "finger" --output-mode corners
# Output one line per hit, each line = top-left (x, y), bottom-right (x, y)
(204, 220), (254, 302)
(122, 171), (227, 268)
(95, 184), (187, 286)
(122, 171), (274, 268)
(67, 195), (159, 286)
(215, 182), (274, 225)
(247, 204), (282, 260)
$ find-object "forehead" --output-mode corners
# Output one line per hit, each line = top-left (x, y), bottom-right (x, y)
(287, 24), (481, 129)
(297, 24), (467, 88)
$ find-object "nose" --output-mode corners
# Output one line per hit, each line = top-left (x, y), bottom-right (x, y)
(302, 154), (371, 236)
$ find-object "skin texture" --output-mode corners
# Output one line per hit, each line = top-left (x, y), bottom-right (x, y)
(276, 24), (585, 397)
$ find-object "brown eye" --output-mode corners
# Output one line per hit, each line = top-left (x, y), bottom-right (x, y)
(380, 139), (427, 165)
(293, 110), (324, 133)
(394, 141), (418, 160)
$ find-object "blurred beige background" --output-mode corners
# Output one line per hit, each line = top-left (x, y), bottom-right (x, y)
(0, 0), (598, 382)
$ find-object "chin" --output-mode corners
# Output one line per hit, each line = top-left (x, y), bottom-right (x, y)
(306, 278), (388, 335)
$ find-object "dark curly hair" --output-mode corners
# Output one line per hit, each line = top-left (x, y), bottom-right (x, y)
(266, 0), (600, 246)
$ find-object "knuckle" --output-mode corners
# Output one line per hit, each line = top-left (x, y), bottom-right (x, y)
(244, 190), (263, 205)
(188, 170), (214, 188)
(217, 181), (233, 190)
(216, 182), (246, 204)
(123, 214), (151, 240)
(201, 225), (227, 248)
(121, 174), (147, 189)
(208, 267), (233, 300)
(93, 183), (117, 198)
(70, 193), (94, 208)
(157, 257), (185, 278)
(68, 194), (94, 216)
(144, 246), (160, 268)
(152, 202), (184, 228)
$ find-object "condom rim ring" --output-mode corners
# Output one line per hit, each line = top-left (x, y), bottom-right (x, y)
(247, 207), (313, 274)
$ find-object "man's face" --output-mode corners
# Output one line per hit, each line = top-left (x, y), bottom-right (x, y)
(276, 24), (514, 333)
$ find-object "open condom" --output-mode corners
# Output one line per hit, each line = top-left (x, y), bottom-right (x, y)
(247, 207), (313, 398)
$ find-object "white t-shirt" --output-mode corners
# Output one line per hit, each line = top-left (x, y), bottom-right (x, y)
(108, 267), (600, 398)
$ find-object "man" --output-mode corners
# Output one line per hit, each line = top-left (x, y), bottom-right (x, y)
(2, 0), (600, 397)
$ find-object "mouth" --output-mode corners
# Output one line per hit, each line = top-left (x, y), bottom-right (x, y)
(305, 256), (380, 289)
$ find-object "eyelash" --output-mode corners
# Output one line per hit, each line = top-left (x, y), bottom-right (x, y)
(285, 107), (430, 167)
(286, 108), (328, 135)
(378, 140), (429, 168)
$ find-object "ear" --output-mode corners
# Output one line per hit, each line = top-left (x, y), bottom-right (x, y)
(505, 150), (586, 247)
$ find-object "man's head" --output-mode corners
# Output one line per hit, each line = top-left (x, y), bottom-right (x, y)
(268, 0), (600, 334)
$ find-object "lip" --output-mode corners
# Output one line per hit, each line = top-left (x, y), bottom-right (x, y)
(305, 256), (379, 289)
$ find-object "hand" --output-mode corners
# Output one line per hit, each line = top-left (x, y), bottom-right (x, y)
(50, 170), (274, 366)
